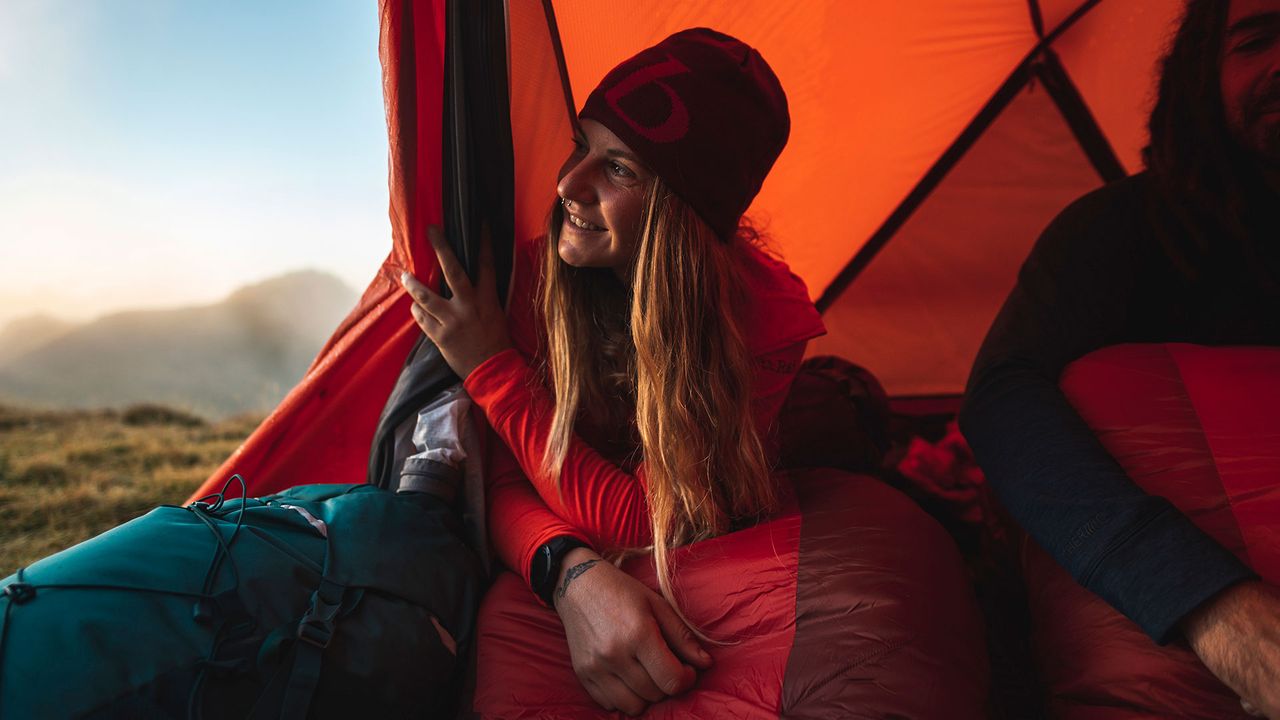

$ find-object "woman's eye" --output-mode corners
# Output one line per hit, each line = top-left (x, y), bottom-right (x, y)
(608, 161), (634, 178)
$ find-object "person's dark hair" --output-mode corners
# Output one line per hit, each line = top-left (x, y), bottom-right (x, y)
(1143, 0), (1277, 286)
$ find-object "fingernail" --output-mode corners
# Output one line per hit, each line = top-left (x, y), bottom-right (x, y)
(400, 271), (410, 285)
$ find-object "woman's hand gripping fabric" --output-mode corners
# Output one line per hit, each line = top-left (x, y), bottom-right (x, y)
(552, 547), (713, 716)
(401, 225), (513, 379)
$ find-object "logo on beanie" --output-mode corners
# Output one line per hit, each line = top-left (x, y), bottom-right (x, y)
(604, 57), (691, 144)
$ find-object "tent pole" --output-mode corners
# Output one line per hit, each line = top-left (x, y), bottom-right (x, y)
(541, 0), (580, 132)
(1035, 50), (1128, 182)
(816, 0), (1107, 312)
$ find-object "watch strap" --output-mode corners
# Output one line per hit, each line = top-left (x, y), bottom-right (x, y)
(531, 536), (590, 605)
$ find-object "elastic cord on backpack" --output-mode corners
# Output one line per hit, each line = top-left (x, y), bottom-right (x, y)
(189, 474), (250, 597)
(186, 473), (254, 718)
(190, 472), (249, 511)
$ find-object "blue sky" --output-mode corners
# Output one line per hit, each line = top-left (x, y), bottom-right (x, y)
(0, 0), (388, 326)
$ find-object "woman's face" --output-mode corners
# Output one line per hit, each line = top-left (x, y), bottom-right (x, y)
(555, 119), (653, 277)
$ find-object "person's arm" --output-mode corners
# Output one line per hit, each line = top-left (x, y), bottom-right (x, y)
(959, 182), (1255, 644)
(1180, 580), (1280, 718)
(465, 348), (652, 548)
(483, 428), (590, 587)
(480, 340), (805, 716)
(475, 336), (808, 592)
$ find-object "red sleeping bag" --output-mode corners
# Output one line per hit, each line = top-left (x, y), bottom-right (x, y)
(474, 468), (989, 718)
(1025, 343), (1280, 719)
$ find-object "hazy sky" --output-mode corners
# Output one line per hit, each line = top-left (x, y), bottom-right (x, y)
(0, 0), (389, 327)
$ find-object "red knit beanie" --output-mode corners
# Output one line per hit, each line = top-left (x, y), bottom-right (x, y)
(579, 28), (790, 241)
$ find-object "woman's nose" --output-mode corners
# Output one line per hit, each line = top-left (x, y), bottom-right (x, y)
(556, 157), (596, 206)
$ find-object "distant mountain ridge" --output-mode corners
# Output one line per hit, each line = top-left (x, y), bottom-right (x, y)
(0, 313), (79, 366)
(0, 270), (358, 418)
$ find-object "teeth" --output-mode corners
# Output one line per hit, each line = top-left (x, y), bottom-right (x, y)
(569, 213), (602, 231)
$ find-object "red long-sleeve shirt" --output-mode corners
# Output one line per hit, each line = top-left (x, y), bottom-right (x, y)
(463, 237), (825, 586)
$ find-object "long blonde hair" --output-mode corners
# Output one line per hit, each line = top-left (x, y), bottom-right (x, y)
(540, 179), (776, 617)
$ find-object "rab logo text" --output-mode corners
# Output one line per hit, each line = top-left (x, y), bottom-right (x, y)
(604, 57), (692, 143)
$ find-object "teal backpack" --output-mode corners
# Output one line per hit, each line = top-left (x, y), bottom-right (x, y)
(0, 478), (483, 719)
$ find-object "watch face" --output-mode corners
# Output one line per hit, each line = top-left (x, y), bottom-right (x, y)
(533, 544), (554, 589)
(533, 538), (584, 601)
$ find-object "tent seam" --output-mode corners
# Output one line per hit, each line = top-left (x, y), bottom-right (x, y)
(816, 0), (1107, 311)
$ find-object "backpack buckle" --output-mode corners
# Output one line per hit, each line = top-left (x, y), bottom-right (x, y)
(296, 580), (343, 649)
(3, 582), (36, 605)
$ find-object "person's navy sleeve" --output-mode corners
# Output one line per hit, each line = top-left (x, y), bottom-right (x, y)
(959, 181), (1256, 644)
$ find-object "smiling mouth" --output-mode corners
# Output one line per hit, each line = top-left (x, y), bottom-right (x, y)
(566, 212), (606, 232)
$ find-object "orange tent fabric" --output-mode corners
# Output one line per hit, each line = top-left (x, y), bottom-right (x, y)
(191, 0), (1182, 508)
(533, 0), (1183, 397)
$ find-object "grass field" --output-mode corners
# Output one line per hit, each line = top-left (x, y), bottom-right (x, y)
(0, 404), (262, 577)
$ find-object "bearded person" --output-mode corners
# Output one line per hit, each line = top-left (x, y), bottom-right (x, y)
(962, 0), (1280, 715)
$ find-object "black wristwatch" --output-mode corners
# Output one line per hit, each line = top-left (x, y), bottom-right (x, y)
(530, 536), (590, 605)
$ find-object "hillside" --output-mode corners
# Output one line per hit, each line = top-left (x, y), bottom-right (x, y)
(0, 404), (263, 577)
(0, 271), (357, 418)
(0, 314), (79, 366)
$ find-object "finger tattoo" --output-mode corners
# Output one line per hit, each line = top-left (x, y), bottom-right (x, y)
(556, 559), (600, 601)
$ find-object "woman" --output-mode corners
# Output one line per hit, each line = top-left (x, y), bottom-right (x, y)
(402, 28), (825, 714)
